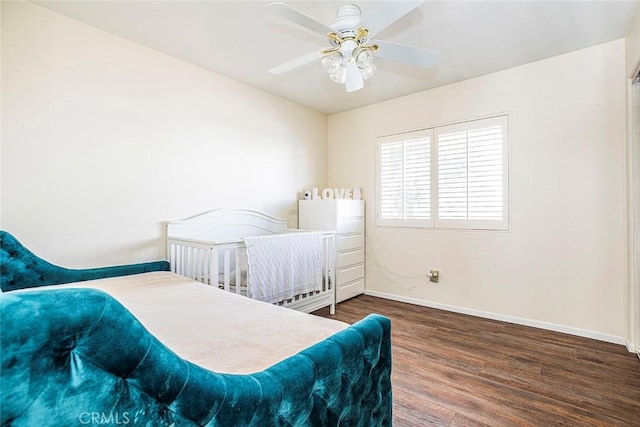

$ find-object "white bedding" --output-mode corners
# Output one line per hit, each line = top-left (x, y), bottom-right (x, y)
(244, 232), (323, 303)
(19, 272), (347, 374)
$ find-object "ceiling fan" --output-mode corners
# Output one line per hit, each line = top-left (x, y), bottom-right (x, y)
(267, 1), (439, 93)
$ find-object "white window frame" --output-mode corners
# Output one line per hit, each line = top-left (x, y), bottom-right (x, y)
(376, 114), (510, 231)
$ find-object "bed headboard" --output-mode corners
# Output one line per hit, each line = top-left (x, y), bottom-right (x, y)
(0, 231), (170, 292)
(166, 209), (289, 242)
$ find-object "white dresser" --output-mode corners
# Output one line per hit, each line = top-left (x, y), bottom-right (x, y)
(299, 199), (365, 303)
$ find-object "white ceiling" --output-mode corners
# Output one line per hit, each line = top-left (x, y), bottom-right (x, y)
(34, 0), (639, 114)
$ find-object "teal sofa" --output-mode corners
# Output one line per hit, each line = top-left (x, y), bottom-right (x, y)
(0, 232), (392, 426)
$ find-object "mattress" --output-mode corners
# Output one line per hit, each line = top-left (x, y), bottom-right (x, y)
(18, 271), (348, 374)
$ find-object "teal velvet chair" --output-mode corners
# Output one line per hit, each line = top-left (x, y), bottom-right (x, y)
(1, 288), (392, 426)
(0, 231), (170, 292)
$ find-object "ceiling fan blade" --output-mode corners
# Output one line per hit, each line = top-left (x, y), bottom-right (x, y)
(267, 2), (335, 37)
(361, 1), (425, 39)
(372, 39), (440, 68)
(345, 61), (364, 93)
(268, 50), (322, 75)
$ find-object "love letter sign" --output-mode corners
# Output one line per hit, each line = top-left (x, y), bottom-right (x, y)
(307, 187), (361, 200)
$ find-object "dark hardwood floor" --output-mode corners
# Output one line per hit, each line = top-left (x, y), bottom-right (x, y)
(313, 295), (640, 426)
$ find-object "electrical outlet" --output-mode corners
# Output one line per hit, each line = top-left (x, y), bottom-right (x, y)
(428, 269), (439, 283)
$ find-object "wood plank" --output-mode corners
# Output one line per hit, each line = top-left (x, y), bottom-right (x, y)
(393, 387), (455, 427)
(313, 295), (640, 426)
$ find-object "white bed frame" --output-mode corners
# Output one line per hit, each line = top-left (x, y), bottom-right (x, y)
(166, 209), (336, 314)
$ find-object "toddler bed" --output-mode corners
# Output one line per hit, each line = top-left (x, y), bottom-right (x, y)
(0, 231), (392, 426)
(167, 208), (336, 314)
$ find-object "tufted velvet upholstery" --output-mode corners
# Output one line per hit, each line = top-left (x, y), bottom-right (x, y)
(1, 288), (392, 426)
(0, 231), (170, 292)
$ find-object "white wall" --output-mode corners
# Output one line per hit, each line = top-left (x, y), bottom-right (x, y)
(625, 5), (640, 352)
(1, 1), (631, 343)
(1, 2), (327, 267)
(0, 1), (3, 227)
(626, 4), (640, 77)
(328, 39), (627, 341)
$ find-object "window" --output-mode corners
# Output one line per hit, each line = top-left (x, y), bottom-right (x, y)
(378, 130), (432, 227)
(376, 114), (509, 230)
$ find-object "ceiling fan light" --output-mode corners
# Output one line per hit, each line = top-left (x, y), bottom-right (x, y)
(321, 51), (343, 73)
(329, 65), (347, 84)
(321, 56), (336, 73)
(360, 64), (377, 80)
(354, 47), (374, 68)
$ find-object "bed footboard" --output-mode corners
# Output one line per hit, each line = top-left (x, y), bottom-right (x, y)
(1, 288), (392, 426)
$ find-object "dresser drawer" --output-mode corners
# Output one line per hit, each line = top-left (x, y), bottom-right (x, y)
(337, 263), (364, 284)
(337, 234), (364, 251)
(337, 218), (364, 234)
(338, 201), (364, 218)
(337, 278), (365, 303)
(337, 249), (364, 268)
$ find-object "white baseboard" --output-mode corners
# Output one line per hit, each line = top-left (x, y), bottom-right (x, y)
(364, 290), (629, 348)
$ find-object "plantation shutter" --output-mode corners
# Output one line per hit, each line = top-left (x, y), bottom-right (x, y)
(379, 141), (403, 219)
(435, 115), (508, 229)
(404, 138), (431, 219)
(377, 131), (432, 227)
(376, 114), (509, 230)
